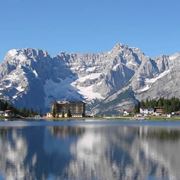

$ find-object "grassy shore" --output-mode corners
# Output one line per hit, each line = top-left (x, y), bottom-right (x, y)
(121, 115), (180, 121)
(45, 115), (180, 121)
(102, 115), (180, 121)
(147, 116), (180, 121)
(1, 115), (180, 121)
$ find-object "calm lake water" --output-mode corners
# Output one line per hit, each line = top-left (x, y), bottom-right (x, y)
(0, 119), (180, 180)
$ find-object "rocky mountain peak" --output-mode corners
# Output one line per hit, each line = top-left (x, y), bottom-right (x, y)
(4, 48), (49, 64)
(169, 52), (180, 60)
(111, 43), (128, 54)
(0, 44), (179, 114)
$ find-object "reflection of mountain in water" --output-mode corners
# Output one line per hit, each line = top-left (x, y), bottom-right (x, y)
(0, 125), (180, 179)
(66, 127), (180, 180)
(0, 128), (28, 179)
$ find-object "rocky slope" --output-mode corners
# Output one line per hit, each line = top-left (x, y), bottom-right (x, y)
(0, 44), (179, 114)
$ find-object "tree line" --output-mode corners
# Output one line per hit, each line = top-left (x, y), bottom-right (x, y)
(135, 97), (180, 113)
(0, 99), (38, 117)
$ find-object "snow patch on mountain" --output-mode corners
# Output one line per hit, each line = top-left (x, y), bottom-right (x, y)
(16, 86), (25, 92)
(32, 70), (38, 77)
(146, 69), (170, 83)
(136, 69), (170, 93)
(77, 73), (101, 83)
(73, 83), (104, 101)
(7, 49), (18, 57)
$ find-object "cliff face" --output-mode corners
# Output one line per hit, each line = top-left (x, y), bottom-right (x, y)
(0, 44), (179, 114)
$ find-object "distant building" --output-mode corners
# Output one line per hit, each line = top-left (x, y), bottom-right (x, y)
(154, 107), (165, 115)
(4, 110), (14, 117)
(172, 111), (180, 116)
(46, 112), (53, 118)
(140, 108), (154, 115)
(123, 110), (130, 116)
(52, 101), (85, 118)
(0, 111), (4, 116)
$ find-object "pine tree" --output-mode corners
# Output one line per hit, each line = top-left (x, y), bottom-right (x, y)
(52, 102), (57, 117)
(67, 109), (72, 118)
(134, 102), (140, 113)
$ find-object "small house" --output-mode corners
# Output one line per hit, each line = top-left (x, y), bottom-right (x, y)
(154, 107), (165, 116)
(4, 110), (14, 117)
(0, 111), (4, 116)
(123, 110), (130, 116)
(140, 108), (154, 115)
(46, 112), (53, 118)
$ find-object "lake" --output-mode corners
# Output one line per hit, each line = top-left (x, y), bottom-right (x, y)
(0, 119), (180, 180)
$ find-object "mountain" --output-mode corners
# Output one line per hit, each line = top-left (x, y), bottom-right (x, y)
(0, 44), (179, 114)
(94, 53), (180, 114)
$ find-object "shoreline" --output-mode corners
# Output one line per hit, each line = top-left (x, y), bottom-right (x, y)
(1, 115), (180, 121)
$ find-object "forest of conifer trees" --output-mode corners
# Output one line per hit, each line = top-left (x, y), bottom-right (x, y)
(135, 97), (180, 114)
(0, 99), (38, 117)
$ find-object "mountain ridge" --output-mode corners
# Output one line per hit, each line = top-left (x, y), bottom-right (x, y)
(0, 44), (179, 114)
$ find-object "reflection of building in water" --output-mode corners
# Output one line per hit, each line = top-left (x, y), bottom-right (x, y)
(49, 126), (85, 138)
(51, 101), (86, 118)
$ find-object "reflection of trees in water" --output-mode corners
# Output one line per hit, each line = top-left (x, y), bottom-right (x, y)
(48, 126), (85, 139)
(0, 127), (8, 139)
(142, 128), (180, 141)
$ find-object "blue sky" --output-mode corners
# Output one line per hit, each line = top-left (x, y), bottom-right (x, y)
(0, 0), (180, 60)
